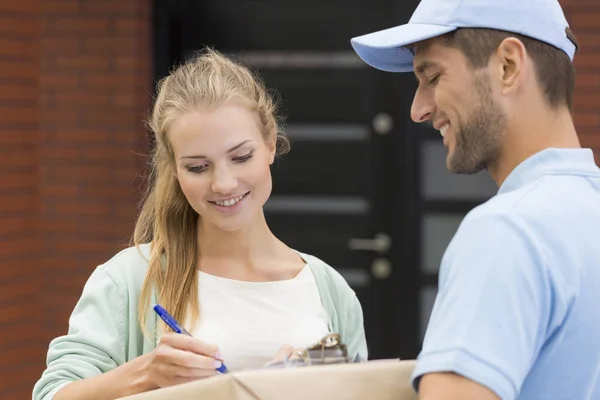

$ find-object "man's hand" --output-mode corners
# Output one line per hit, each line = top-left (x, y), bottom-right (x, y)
(418, 373), (501, 400)
(272, 344), (304, 362)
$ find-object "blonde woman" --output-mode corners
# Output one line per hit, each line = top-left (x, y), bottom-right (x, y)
(32, 48), (368, 400)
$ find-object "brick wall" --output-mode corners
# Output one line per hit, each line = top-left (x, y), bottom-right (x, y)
(564, 0), (600, 164)
(0, 1), (151, 398)
(0, 1), (43, 395)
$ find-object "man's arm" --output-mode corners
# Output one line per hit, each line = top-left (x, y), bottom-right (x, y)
(411, 212), (560, 400)
(418, 372), (500, 400)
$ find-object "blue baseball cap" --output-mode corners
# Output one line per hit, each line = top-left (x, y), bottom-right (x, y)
(350, 0), (577, 73)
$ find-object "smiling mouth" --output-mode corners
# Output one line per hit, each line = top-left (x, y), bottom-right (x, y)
(439, 122), (450, 138)
(209, 192), (250, 207)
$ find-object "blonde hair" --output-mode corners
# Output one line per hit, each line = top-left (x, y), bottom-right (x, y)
(134, 47), (289, 336)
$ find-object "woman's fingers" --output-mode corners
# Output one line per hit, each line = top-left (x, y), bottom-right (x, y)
(160, 333), (221, 359)
(155, 343), (222, 370)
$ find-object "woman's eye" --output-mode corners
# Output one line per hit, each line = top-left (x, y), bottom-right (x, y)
(233, 151), (254, 163)
(187, 165), (207, 174)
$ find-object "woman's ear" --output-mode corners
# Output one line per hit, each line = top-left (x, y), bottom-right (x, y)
(268, 135), (277, 165)
(170, 160), (179, 179)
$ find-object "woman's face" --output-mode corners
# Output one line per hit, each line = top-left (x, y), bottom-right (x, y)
(169, 103), (276, 232)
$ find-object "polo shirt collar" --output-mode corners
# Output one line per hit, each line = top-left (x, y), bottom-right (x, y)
(498, 148), (598, 194)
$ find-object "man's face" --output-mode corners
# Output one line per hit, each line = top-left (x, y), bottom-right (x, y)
(411, 38), (507, 174)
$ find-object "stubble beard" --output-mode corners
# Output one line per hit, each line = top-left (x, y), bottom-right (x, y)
(447, 73), (507, 175)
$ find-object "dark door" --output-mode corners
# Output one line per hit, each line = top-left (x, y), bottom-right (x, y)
(152, 0), (498, 360)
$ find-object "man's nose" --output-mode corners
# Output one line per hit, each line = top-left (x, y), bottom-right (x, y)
(211, 167), (237, 194)
(410, 89), (434, 124)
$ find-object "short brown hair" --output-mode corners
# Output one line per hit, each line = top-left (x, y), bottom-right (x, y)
(440, 28), (578, 112)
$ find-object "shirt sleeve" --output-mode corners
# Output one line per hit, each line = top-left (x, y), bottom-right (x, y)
(343, 292), (369, 362)
(411, 213), (553, 400)
(32, 267), (127, 400)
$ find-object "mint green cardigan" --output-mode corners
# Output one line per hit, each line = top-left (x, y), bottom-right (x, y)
(32, 243), (368, 400)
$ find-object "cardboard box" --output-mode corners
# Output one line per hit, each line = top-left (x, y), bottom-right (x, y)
(118, 359), (417, 400)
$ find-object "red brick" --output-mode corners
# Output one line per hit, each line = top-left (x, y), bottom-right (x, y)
(50, 202), (112, 217)
(41, 184), (80, 197)
(114, 18), (142, 35)
(40, 74), (79, 88)
(3, 344), (41, 365)
(574, 93), (600, 109)
(0, 106), (37, 124)
(47, 165), (112, 184)
(574, 112), (600, 128)
(0, 130), (37, 145)
(574, 54), (600, 69)
(0, 84), (38, 101)
(43, 147), (81, 160)
(52, 56), (110, 71)
(1, 172), (38, 191)
(43, 37), (79, 53)
(54, 238), (114, 253)
(112, 92), (138, 107)
(0, 60), (37, 78)
(81, 73), (136, 88)
(82, 147), (136, 162)
(80, 109), (136, 125)
(571, 12), (600, 28)
(0, 148), (36, 168)
(0, 278), (38, 302)
(43, 109), (78, 124)
(0, 15), (38, 37)
(114, 56), (137, 72)
(46, 18), (110, 34)
(42, 0), (79, 14)
(83, 1), (142, 14)
(0, 322), (38, 347)
(79, 220), (136, 237)
(82, 36), (138, 53)
(0, 239), (32, 258)
(41, 218), (78, 233)
(577, 32), (600, 49)
(566, 0), (600, 7)
(0, 366), (45, 395)
(0, 37), (36, 58)
(575, 72), (600, 91)
(0, 2), (38, 14)
(48, 129), (110, 143)
(54, 91), (110, 107)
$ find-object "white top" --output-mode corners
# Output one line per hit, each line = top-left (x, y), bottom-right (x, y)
(189, 264), (331, 372)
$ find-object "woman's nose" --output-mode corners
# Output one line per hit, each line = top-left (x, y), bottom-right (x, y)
(210, 167), (238, 194)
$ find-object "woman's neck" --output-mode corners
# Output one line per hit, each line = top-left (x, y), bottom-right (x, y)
(195, 212), (303, 280)
(196, 211), (279, 261)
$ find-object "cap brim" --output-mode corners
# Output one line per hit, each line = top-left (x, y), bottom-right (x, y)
(350, 23), (457, 72)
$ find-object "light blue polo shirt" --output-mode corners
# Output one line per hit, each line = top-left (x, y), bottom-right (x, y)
(412, 148), (600, 400)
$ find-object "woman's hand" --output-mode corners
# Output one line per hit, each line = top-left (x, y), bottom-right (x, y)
(145, 333), (224, 388)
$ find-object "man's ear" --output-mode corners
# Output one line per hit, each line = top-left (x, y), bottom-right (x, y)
(495, 37), (527, 95)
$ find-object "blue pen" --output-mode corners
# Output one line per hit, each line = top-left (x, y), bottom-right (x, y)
(153, 304), (229, 373)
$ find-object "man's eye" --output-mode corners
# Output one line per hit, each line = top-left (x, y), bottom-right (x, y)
(428, 74), (440, 85)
